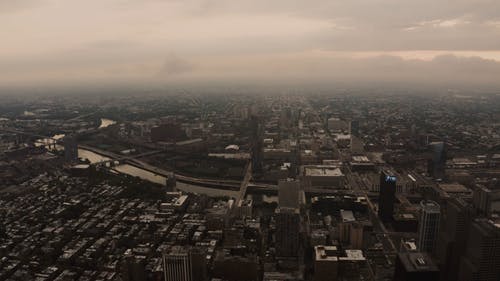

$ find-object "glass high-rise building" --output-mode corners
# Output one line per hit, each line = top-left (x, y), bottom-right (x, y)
(163, 247), (192, 281)
(378, 170), (397, 222)
(418, 200), (441, 253)
(275, 207), (300, 257)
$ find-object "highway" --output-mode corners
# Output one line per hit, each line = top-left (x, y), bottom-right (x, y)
(1, 128), (351, 195)
(235, 161), (253, 205)
(79, 144), (261, 191)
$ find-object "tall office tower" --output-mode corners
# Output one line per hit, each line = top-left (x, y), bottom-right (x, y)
(278, 179), (301, 209)
(349, 120), (359, 136)
(314, 246), (339, 281)
(339, 210), (363, 248)
(458, 219), (500, 281)
(190, 248), (207, 281)
(393, 252), (439, 281)
(436, 198), (471, 281)
(163, 247), (192, 281)
(63, 135), (78, 163)
(275, 207), (300, 257)
(378, 170), (397, 222)
(472, 185), (500, 216)
(120, 250), (147, 281)
(418, 200), (441, 253)
(212, 251), (260, 281)
(279, 107), (292, 129)
(428, 141), (446, 180)
(250, 115), (262, 173)
(166, 173), (177, 192)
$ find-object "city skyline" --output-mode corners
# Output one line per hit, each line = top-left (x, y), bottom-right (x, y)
(1, 1), (500, 281)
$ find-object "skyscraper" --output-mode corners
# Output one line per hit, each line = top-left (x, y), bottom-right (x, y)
(190, 248), (207, 281)
(436, 198), (471, 281)
(279, 106), (292, 129)
(428, 141), (446, 180)
(418, 200), (441, 253)
(120, 250), (147, 281)
(314, 246), (339, 281)
(63, 135), (78, 163)
(393, 252), (439, 281)
(472, 185), (500, 216)
(250, 115), (262, 173)
(278, 179), (300, 209)
(378, 170), (397, 222)
(349, 120), (359, 136)
(458, 219), (500, 281)
(163, 247), (192, 281)
(339, 210), (363, 249)
(275, 207), (300, 257)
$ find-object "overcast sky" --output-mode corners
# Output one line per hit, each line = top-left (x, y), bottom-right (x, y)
(2, 0), (500, 90)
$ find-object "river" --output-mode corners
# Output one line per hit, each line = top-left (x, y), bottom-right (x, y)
(78, 147), (238, 197)
(37, 119), (254, 198)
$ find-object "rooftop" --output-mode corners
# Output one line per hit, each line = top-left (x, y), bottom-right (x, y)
(315, 246), (338, 262)
(352, 155), (370, 162)
(340, 250), (366, 261)
(420, 200), (440, 212)
(438, 183), (470, 193)
(304, 166), (343, 177)
(340, 210), (356, 223)
(398, 252), (438, 272)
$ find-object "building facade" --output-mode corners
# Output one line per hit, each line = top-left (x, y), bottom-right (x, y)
(163, 247), (192, 281)
(418, 200), (441, 253)
(378, 170), (397, 222)
(275, 207), (300, 257)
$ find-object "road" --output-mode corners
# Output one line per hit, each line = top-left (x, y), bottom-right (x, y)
(235, 161), (253, 204)
(2, 128), (357, 196)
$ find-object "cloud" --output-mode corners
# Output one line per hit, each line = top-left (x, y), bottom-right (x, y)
(2, 50), (500, 91)
(486, 20), (500, 28)
(1, 0), (500, 90)
(405, 18), (471, 30)
(0, 0), (44, 14)
(198, 53), (500, 85)
(159, 54), (194, 76)
(2, 0), (500, 55)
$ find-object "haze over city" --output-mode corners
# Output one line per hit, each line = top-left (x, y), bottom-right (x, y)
(2, 0), (500, 91)
(1, 2), (500, 281)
